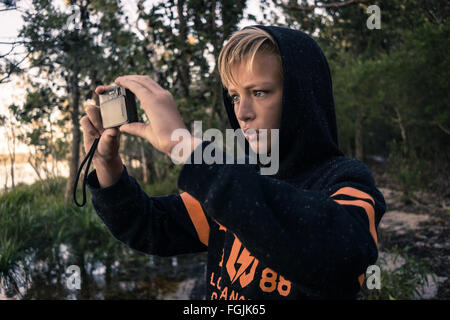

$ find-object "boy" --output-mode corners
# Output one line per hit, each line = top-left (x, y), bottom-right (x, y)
(81, 25), (386, 299)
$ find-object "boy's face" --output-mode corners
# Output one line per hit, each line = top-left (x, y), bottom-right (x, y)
(227, 52), (283, 154)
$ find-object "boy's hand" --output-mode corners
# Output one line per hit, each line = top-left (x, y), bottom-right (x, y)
(81, 84), (124, 188)
(81, 85), (122, 166)
(114, 75), (197, 160)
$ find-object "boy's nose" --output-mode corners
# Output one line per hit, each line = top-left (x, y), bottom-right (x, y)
(235, 97), (255, 122)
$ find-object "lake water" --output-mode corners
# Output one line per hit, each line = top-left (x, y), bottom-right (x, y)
(0, 161), (69, 193)
(0, 243), (207, 300)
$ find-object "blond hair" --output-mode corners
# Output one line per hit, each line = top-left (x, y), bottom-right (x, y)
(217, 27), (283, 89)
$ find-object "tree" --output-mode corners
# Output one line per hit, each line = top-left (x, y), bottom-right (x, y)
(118, 0), (249, 183)
(11, 86), (69, 185)
(17, 0), (141, 202)
(134, 0), (248, 128)
(277, 0), (448, 162)
(0, 1), (29, 84)
(0, 109), (18, 189)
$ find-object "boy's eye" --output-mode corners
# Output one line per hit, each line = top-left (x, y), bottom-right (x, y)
(230, 90), (267, 103)
(254, 90), (267, 97)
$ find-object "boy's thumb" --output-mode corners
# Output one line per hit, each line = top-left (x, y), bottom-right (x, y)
(119, 122), (147, 139)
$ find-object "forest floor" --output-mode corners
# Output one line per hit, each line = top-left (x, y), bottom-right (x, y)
(370, 162), (450, 299)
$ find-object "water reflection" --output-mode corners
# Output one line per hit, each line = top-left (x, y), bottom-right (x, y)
(1, 243), (207, 300)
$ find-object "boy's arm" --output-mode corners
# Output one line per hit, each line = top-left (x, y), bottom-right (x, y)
(86, 165), (208, 256)
(178, 141), (386, 295)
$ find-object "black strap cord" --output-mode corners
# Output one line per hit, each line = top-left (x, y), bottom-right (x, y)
(73, 137), (100, 207)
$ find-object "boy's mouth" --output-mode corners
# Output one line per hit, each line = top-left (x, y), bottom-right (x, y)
(243, 128), (259, 141)
(245, 132), (258, 141)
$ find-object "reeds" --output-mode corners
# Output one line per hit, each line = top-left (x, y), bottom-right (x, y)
(0, 176), (124, 298)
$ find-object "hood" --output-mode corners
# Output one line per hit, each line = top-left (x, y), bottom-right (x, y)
(221, 25), (344, 180)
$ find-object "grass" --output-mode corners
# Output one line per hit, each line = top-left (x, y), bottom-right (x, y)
(359, 245), (435, 300)
(0, 173), (182, 298)
(0, 176), (118, 295)
(0, 229), (28, 296)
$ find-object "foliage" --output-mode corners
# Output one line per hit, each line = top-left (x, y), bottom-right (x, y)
(328, 17), (449, 199)
(360, 245), (435, 300)
(0, 175), (125, 296)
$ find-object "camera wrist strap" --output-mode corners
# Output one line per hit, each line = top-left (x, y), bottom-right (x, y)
(73, 137), (100, 207)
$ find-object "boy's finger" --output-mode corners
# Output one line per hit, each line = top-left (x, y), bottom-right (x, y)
(116, 75), (159, 92)
(114, 78), (152, 102)
(80, 116), (101, 139)
(95, 85), (115, 96)
(103, 127), (120, 138)
(85, 104), (105, 134)
(119, 122), (148, 140)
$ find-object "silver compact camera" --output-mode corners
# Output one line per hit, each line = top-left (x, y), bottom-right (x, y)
(99, 86), (138, 129)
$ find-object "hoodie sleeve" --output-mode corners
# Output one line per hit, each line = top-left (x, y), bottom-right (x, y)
(178, 141), (386, 295)
(86, 165), (208, 256)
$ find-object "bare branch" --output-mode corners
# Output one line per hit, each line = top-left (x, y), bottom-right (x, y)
(0, 41), (31, 45)
(0, 45), (15, 58)
(0, 7), (15, 12)
(434, 121), (450, 135)
(0, 52), (31, 83)
(274, 0), (370, 12)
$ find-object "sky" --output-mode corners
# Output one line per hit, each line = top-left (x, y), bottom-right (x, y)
(0, 0), (285, 156)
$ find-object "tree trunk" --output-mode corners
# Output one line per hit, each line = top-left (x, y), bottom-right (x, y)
(392, 105), (408, 156)
(394, 106), (407, 142)
(2, 158), (8, 192)
(209, 0), (228, 128)
(9, 156), (14, 189)
(140, 143), (148, 184)
(176, 0), (191, 98)
(6, 124), (16, 189)
(27, 150), (44, 182)
(354, 114), (364, 160)
(150, 147), (162, 181)
(354, 107), (368, 161)
(49, 113), (57, 178)
(64, 74), (81, 203)
(64, 3), (91, 204)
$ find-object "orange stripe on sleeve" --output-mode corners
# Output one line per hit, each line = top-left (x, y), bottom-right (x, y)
(330, 187), (375, 206)
(331, 199), (377, 244)
(180, 192), (209, 246)
(330, 195), (378, 288)
(358, 274), (365, 287)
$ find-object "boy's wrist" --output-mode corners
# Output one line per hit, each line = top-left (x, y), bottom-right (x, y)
(93, 155), (124, 188)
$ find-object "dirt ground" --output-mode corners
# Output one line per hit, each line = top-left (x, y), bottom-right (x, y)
(371, 163), (450, 299)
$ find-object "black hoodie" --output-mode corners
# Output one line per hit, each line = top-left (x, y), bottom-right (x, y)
(87, 25), (386, 299)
